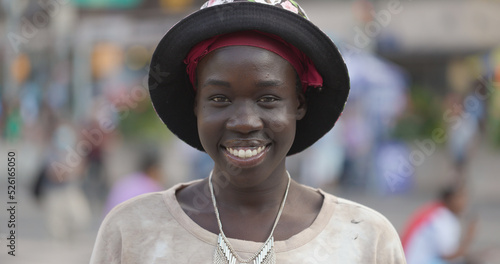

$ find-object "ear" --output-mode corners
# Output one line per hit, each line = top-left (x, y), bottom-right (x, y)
(296, 93), (307, 120)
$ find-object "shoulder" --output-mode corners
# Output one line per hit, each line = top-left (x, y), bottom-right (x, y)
(328, 194), (397, 231)
(90, 181), (204, 263)
(319, 192), (407, 263)
(429, 206), (461, 237)
(105, 179), (203, 220)
(107, 191), (166, 217)
(98, 190), (170, 241)
(100, 181), (188, 232)
(432, 206), (459, 224)
(102, 179), (205, 229)
(90, 191), (168, 263)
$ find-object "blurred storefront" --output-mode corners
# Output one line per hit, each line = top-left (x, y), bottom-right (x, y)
(2, 0), (499, 117)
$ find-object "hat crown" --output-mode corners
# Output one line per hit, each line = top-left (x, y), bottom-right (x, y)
(201, 0), (309, 19)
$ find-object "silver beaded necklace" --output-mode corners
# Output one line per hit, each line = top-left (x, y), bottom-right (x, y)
(208, 171), (291, 264)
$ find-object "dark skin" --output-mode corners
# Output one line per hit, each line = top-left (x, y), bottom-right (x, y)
(442, 187), (477, 260)
(176, 46), (323, 242)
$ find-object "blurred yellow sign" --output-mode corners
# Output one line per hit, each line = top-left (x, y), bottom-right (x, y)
(11, 53), (31, 84)
(91, 43), (124, 79)
(125, 45), (150, 71)
(160, 0), (193, 13)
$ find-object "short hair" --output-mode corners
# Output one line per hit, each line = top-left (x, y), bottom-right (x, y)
(138, 147), (160, 172)
(439, 183), (464, 203)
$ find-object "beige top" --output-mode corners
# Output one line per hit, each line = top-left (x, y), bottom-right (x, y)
(90, 180), (407, 263)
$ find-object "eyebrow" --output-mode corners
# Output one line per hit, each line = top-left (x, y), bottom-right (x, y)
(201, 78), (284, 89)
(256, 80), (284, 88)
(201, 79), (231, 88)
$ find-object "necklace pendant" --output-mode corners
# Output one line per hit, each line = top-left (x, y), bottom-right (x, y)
(213, 234), (276, 264)
(209, 171), (289, 264)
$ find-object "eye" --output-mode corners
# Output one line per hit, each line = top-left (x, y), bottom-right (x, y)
(209, 95), (230, 103)
(257, 96), (280, 103)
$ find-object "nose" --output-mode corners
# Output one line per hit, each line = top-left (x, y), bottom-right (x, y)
(226, 101), (264, 134)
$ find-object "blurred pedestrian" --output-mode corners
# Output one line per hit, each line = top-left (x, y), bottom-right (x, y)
(402, 183), (477, 264)
(40, 121), (91, 241)
(104, 147), (164, 215)
(82, 115), (110, 209)
(445, 90), (482, 178)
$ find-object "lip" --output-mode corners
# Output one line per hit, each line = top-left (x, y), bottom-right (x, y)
(222, 139), (270, 148)
(221, 143), (271, 168)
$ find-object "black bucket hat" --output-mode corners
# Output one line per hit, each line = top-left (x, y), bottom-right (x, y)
(149, 0), (350, 155)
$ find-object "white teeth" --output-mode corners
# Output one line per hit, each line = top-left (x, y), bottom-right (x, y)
(226, 146), (267, 159)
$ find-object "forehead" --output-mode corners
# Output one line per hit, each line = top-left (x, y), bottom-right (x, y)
(196, 46), (296, 88)
(199, 46), (294, 75)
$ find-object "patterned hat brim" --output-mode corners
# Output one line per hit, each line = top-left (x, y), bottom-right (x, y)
(149, 2), (350, 155)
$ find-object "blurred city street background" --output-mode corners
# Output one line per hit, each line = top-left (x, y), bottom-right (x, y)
(1, 0), (500, 263)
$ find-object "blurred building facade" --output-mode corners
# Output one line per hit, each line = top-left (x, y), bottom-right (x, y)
(1, 0), (499, 117)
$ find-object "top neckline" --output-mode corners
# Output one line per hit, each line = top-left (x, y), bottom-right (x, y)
(162, 179), (336, 253)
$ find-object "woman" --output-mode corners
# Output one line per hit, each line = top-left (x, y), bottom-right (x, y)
(90, 1), (406, 263)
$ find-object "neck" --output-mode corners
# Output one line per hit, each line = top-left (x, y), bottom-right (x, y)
(209, 167), (290, 212)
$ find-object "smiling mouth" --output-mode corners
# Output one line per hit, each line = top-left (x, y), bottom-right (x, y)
(225, 146), (267, 159)
(221, 140), (271, 167)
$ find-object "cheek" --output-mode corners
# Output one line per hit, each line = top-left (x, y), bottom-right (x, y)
(197, 104), (228, 126)
(262, 107), (297, 141)
(196, 106), (226, 147)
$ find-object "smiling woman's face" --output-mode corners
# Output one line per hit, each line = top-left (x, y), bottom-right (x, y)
(194, 45), (306, 186)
